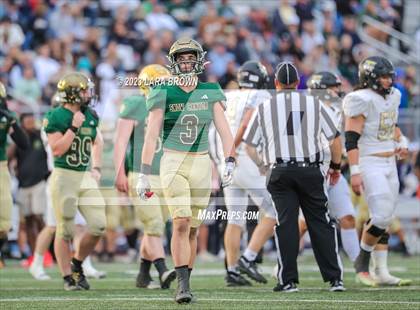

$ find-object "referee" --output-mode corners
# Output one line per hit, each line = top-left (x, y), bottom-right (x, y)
(242, 62), (345, 292)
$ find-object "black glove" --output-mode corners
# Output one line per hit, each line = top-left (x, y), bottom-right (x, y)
(0, 107), (16, 124)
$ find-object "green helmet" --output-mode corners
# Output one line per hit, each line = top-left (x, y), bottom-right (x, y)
(57, 72), (96, 107)
(167, 38), (207, 76)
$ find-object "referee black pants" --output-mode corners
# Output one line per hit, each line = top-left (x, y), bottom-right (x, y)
(267, 166), (343, 285)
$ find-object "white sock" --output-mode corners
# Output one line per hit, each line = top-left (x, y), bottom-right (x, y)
(227, 265), (239, 274)
(32, 253), (44, 268)
(341, 228), (360, 262)
(243, 248), (258, 262)
(371, 250), (388, 275)
(360, 241), (375, 252)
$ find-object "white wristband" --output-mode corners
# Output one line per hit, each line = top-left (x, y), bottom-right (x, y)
(350, 164), (361, 176)
(397, 135), (409, 149)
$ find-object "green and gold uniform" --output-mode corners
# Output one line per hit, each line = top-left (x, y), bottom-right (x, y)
(0, 114), (13, 232)
(43, 106), (105, 240)
(119, 95), (167, 236)
(147, 82), (226, 227)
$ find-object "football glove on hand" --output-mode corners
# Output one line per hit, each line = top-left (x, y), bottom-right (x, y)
(136, 173), (153, 200)
(221, 157), (236, 188)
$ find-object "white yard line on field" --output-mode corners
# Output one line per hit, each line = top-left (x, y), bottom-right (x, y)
(1, 286), (420, 291)
(0, 296), (420, 305)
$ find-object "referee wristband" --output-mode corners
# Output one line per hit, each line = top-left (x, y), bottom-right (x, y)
(329, 161), (341, 170)
(350, 164), (361, 176)
(140, 164), (152, 175)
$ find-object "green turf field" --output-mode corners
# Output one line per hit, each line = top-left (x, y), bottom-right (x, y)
(1, 253), (419, 309)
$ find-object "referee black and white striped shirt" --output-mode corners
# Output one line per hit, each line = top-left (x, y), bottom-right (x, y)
(243, 68), (339, 166)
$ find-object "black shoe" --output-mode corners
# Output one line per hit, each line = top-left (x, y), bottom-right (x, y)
(175, 288), (193, 304)
(160, 269), (176, 289)
(175, 267), (192, 304)
(330, 280), (345, 292)
(64, 277), (80, 291)
(136, 272), (160, 289)
(71, 265), (90, 290)
(273, 282), (298, 292)
(238, 256), (267, 283)
(225, 272), (252, 287)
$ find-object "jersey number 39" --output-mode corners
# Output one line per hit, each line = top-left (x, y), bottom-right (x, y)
(66, 136), (91, 167)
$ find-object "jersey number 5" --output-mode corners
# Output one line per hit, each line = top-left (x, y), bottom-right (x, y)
(180, 114), (199, 145)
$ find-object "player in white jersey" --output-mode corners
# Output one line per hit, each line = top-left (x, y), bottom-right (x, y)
(209, 61), (277, 286)
(343, 56), (411, 286)
(302, 71), (360, 263)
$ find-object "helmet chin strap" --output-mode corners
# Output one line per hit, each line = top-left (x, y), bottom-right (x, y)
(373, 80), (392, 96)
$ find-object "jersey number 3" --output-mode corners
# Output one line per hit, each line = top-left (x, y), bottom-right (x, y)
(180, 114), (199, 145)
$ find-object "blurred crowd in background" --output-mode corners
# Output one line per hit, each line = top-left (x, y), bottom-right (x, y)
(0, 0), (419, 263)
(1, 0), (419, 111)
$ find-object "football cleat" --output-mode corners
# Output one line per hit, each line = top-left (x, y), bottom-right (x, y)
(71, 266), (90, 290)
(273, 282), (298, 292)
(370, 271), (412, 286)
(64, 277), (80, 291)
(225, 272), (252, 287)
(160, 269), (177, 289)
(175, 288), (193, 304)
(355, 272), (377, 287)
(238, 256), (267, 284)
(136, 272), (160, 289)
(84, 267), (106, 279)
(29, 264), (51, 280)
(329, 280), (346, 292)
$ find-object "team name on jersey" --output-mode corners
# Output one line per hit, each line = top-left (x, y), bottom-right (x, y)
(80, 127), (93, 136)
(169, 102), (209, 112)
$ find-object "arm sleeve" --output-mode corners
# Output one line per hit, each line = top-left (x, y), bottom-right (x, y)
(245, 90), (272, 109)
(146, 87), (167, 111)
(208, 83), (227, 110)
(243, 108), (262, 146)
(343, 93), (369, 118)
(43, 111), (65, 134)
(10, 123), (29, 150)
(320, 101), (340, 141)
(119, 96), (147, 121)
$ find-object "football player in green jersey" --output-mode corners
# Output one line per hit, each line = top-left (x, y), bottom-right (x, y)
(0, 82), (29, 268)
(137, 38), (236, 303)
(43, 72), (106, 290)
(114, 64), (176, 289)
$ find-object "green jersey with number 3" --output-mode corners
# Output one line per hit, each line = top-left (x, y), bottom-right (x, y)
(146, 82), (226, 153)
(43, 106), (98, 171)
(119, 95), (162, 174)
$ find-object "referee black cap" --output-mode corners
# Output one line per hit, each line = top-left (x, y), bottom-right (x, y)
(275, 62), (299, 85)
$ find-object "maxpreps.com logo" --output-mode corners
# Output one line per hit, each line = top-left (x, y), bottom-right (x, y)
(197, 209), (259, 221)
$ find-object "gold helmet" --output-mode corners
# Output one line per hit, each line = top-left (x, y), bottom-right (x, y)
(51, 92), (64, 108)
(57, 72), (96, 107)
(138, 64), (171, 97)
(167, 38), (207, 76)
